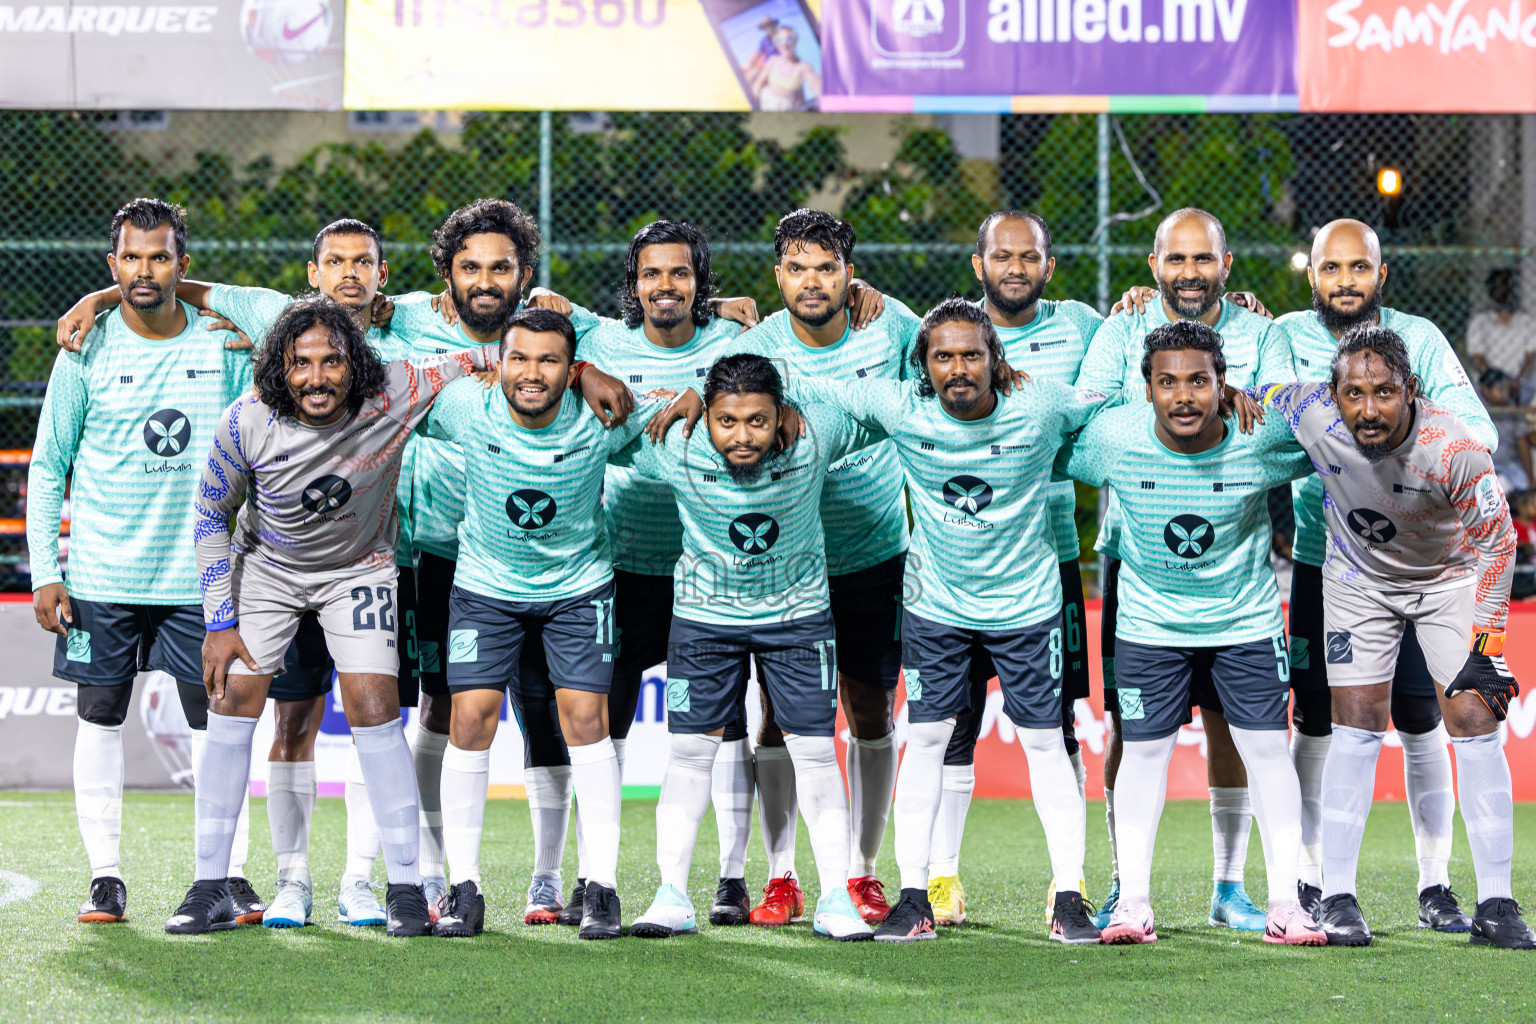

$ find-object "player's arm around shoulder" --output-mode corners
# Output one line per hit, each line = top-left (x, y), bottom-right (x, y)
(1033, 377), (1113, 439)
(787, 374), (905, 436)
(1050, 399), (1128, 489)
(1073, 316), (1134, 402)
(1244, 412), (1315, 484)
(414, 375), (480, 445)
(803, 400), (889, 464)
(1254, 317), (1300, 383)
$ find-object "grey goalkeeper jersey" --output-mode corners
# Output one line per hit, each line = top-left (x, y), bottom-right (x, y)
(1256, 382), (1517, 632)
(194, 348), (493, 628)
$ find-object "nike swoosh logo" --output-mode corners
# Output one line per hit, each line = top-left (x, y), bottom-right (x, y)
(282, 9), (325, 38)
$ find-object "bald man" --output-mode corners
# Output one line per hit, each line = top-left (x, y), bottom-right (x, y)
(1076, 207), (1296, 932)
(1276, 219), (1497, 931)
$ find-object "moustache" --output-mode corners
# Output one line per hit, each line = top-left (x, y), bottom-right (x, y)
(649, 292), (684, 303)
(1332, 289), (1364, 298)
(796, 290), (831, 303)
(726, 443), (764, 455)
(466, 287), (506, 301)
(1354, 418), (1389, 433)
(1172, 278), (1210, 291)
(300, 386), (337, 398)
(944, 376), (978, 390)
(130, 279), (162, 292)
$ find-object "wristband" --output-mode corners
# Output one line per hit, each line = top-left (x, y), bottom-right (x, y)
(572, 360), (590, 384)
(1471, 630), (1505, 657)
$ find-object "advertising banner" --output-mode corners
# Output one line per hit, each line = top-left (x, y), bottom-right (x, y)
(1297, 0), (1536, 112)
(343, 0), (825, 111)
(820, 0), (1297, 112)
(0, 0), (343, 109)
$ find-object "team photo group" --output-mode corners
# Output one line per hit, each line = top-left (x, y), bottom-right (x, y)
(30, 190), (1530, 951)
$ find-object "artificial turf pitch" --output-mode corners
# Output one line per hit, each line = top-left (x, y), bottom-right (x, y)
(0, 793), (1531, 1023)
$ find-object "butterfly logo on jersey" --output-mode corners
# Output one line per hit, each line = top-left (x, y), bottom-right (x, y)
(729, 512), (780, 554)
(942, 475), (993, 515)
(1346, 508), (1397, 544)
(1163, 514), (1215, 558)
(300, 475), (353, 516)
(142, 408), (191, 457)
(507, 489), (557, 529)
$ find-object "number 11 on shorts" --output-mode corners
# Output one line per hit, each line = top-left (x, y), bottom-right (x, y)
(813, 639), (837, 691)
(591, 597), (615, 645)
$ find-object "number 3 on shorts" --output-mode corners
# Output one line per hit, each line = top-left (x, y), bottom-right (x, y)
(350, 585), (395, 632)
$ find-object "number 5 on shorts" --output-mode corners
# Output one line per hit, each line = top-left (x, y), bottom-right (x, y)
(1271, 635), (1290, 683)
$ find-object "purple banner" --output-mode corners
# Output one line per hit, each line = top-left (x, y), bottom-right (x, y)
(822, 0), (1296, 108)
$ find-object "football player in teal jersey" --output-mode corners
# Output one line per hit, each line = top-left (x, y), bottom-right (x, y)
(925, 210), (1105, 927)
(1078, 208), (1296, 933)
(788, 299), (1107, 944)
(29, 199), (262, 925)
(1056, 320), (1324, 946)
(1276, 220), (1494, 930)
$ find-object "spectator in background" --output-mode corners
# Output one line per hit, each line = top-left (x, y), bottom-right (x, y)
(1479, 369), (1535, 492)
(1466, 269), (1536, 401)
(1509, 490), (1536, 600)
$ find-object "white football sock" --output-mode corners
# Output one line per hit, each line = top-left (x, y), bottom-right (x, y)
(1070, 748), (1087, 803)
(343, 745), (381, 883)
(928, 762), (975, 877)
(612, 735), (627, 780)
(1104, 787), (1120, 886)
(1400, 725), (1454, 892)
(754, 744), (798, 880)
(412, 728), (449, 881)
(526, 765), (572, 881)
(1451, 732), (1514, 904)
(783, 733), (852, 898)
(568, 738), (621, 890)
(74, 719), (124, 879)
(711, 738), (754, 879)
(193, 714), (258, 882)
(440, 744), (490, 887)
(656, 732), (720, 891)
(1113, 734), (1177, 902)
(267, 761), (316, 883)
(1289, 731), (1330, 888)
(1210, 787), (1252, 885)
(190, 726), (252, 878)
(895, 720), (954, 890)
(1018, 727), (1086, 894)
(351, 721), (422, 887)
(1320, 725), (1384, 899)
(847, 732), (896, 878)
(1229, 728), (1304, 907)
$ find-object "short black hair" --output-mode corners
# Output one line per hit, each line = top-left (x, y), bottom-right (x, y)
(110, 197), (187, 258)
(909, 297), (1004, 398)
(253, 294), (387, 419)
(431, 198), (541, 281)
(501, 306), (577, 362)
(774, 208), (855, 264)
(1331, 324), (1415, 391)
(1140, 320), (1227, 382)
(621, 220), (717, 330)
(312, 218), (383, 264)
(703, 353), (783, 409)
(975, 210), (1052, 259)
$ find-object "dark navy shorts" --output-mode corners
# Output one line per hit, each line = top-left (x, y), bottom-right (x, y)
(828, 554), (905, 690)
(666, 609), (838, 737)
(52, 600), (204, 688)
(1289, 561), (1435, 698)
(415, 553), (454, 699)
(1101, 557), (1223, 718)
(446, 581), (616, 698)
(267, 610), (335, 703)
(1113, 635), (1291, 741)
(902, 608), (1064, 731)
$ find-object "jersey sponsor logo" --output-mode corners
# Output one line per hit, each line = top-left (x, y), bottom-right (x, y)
(553, 444), (592, 463)
(184, 368), (222, 379)
(1476, 475), (1504, 519)
(1326, 631), (1353, 664)
(1212, 481), (1253, 492)
(990, 443), (1031, 455)
(854, 359), (887, 378)
(301, 475), (354, 519)
(1346, 508), (1397, 544)
(942, 475), (993, 515)
(1163, 514), (1215, 558)
(1392, 482), (1430, 494)
(1027, 339), (1068, 352)
(143, 408), (191, 456)
(729, 512), (780, 554)
(507, 489), (557, 528)
(448, 629), (479, 663)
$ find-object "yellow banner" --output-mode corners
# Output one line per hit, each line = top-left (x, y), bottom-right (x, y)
(344, 0), (822, 110)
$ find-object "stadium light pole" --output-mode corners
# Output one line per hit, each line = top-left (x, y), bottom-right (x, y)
(539, 110), (553, 290)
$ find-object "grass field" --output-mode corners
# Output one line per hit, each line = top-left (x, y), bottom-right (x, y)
(0, 793), (1532, 1023)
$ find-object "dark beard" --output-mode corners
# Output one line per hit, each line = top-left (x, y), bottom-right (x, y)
(453, 283), (517, 337)
(725, 457), (765, 483)
(982, 270), (1046, 318)
(123, 279), (167, 312)
(1157, 275), (1223, 320)
(1313, 286), (1382, 335)
(788, 288), (846, 329)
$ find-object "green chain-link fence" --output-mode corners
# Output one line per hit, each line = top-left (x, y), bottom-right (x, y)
(2, 110), (1533, 589)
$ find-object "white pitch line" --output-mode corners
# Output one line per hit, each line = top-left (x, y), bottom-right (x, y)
(0, 869), (41, 909)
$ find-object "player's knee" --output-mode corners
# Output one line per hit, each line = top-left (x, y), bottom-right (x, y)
(757, 718), (786, 748)
(842, 681), (894, 739)
(175, 681), (208, 731)
(1292, 688), (1333, 737)
(417, 694), (452, 736)
(1390, 692), (1442, 736)
(77, 682), (133, 728)
(1332, 687), (1391, 732)
(1440, 692), (1498, 738)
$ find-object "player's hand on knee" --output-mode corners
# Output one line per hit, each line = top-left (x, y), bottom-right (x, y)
(848, 279), (885, 330)
(1110, 285), (1157, 316)
(1445, 649), (1518, 721)
(1226, 291), (1273, 320)
(203, 628), (258, 702)
(649, 388), (703, 443)
(1220, 385), (1265, 433)
(33, 583), (72, 636)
